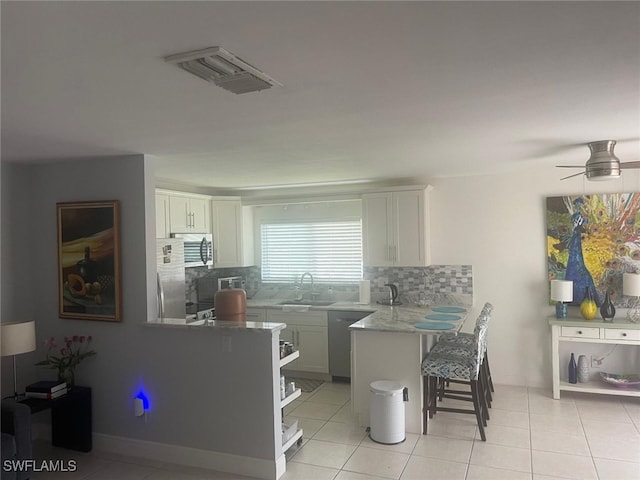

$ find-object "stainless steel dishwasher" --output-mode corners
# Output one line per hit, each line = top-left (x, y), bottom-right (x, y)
(328, 310), (373, 381)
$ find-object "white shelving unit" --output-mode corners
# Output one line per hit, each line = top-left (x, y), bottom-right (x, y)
(558, 379), (640, 397)
(279, 349), (304, 451)
(549, 317), (640, 399)
(280, 350), (299, 369)
(281, 388), (302, 408)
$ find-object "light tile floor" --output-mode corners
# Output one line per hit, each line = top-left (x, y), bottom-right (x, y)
(26, 383), (640, 480)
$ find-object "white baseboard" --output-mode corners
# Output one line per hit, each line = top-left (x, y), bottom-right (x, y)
(93, 433), (281, 480)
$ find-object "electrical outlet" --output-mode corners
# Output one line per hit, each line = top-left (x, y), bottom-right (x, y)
(591, 355), (604, 368)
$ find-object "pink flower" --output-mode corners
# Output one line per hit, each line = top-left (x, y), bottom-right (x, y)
(35, 335), (96, 374)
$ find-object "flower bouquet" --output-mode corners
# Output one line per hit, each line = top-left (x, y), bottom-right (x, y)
(36, 335), (96, 387)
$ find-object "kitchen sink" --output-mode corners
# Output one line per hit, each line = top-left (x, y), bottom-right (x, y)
(277, 300), (335, 307)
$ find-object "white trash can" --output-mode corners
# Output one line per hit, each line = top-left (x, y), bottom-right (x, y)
(369, 380), (406, 444)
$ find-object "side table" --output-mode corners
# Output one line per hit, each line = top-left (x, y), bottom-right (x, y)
(19, 385), (92, 452)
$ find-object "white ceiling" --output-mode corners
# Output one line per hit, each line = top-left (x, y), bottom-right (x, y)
(2, 1), (639, 193)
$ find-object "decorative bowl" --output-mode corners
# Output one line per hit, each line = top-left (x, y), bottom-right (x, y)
(599, 372), (640, 388)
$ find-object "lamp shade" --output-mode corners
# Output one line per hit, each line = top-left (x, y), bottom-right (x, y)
(550, 280), (573, 302)
(0, 321), (36, 356)
(623, 273), (640, 297)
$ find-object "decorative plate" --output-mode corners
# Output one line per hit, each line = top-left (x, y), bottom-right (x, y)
(425, 313), (462, 321)
(414, 322), (456, 330)
(599, 372), (640, 388)
(432, 306), (467, 313)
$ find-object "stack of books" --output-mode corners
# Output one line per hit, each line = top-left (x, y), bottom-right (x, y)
(25, 380), (68, 399)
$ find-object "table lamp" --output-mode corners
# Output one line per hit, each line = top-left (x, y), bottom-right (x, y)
(551, 280), (573, 318)
(623, 272), (640, 323)
(1, 320), (36, 399)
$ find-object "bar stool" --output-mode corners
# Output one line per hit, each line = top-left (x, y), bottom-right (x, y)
(433, 303), (494, 399)
(421, 310), (491, 440)
(431, 305), (492, 408)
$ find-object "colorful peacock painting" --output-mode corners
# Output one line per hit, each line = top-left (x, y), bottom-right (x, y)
(547, 193), (640, 307)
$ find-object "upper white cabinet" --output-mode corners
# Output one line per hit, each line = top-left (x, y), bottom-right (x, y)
(210, 198), (255, 267)
(156, 190), (211, 236)
(362, 188), (430, 267)
(170, 195), (209, 233)
(155, 193), (170, 239)
(159, 191), (210, 233)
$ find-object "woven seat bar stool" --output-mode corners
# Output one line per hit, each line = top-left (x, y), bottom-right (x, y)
(421, 313), (490, 441)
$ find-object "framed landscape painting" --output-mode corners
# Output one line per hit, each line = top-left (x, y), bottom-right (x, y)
(57, 201), (122, 321)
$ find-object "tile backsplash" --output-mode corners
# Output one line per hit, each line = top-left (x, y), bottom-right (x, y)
(186, 264), (473, 307)
(365, 265), (473, 306)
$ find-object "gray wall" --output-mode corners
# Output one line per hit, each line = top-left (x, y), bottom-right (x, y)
(0, 155), (277, 462)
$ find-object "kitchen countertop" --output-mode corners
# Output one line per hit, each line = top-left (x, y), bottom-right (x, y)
(246, 298), (378, 312)
(247, 298), (471, 334)
(349, 305), (469, 334)
(146, 317), (286, 332)
(151, 299), (471, 334)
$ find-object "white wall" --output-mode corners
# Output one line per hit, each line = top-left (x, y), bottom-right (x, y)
(429, 166), (640, 387)
(1, 161), (36, 394)
(0, 156), (280, 473)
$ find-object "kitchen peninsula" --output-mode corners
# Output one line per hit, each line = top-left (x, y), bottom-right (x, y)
(349, 305), (470, 434)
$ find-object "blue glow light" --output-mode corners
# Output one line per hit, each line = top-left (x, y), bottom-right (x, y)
(135, 391), (150, 411)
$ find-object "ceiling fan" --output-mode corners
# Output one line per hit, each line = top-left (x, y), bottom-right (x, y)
(557, 140), (640, 181)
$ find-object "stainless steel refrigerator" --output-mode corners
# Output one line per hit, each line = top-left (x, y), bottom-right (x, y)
(157, 239), (186, 321)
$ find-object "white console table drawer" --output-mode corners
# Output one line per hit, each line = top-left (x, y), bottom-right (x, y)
(603, 329), (640, 341)
(560, 326), (600, 339)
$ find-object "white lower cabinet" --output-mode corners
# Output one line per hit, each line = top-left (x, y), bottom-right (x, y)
(267, 310), (329, 374)
(246, 307), (266, 322)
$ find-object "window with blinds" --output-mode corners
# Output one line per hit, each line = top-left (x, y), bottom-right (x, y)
(260, 220), (363, 284)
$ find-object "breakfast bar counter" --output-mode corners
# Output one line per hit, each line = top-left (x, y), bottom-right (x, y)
(349, 305), (470, 434)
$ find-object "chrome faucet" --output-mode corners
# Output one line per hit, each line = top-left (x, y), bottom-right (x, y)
(299, 272), (318, 300)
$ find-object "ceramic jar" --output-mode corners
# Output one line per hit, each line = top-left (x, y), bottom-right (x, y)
(577, 354), (590, 383)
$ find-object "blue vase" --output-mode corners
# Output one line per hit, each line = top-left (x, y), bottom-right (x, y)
(568, 353), (577, 384)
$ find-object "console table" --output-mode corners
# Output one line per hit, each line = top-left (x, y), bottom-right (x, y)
(19, 386), (92, 452)
(549, 317), (640, 399)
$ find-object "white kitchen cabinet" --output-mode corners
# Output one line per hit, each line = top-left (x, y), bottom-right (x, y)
(165, 192), (210, 233)
(246, 307), (266, 322)
(362, 187), (430, 267)
(211, 198), (254, 267)
(155, 193), (170, 239)
(267, 309), (329, 374)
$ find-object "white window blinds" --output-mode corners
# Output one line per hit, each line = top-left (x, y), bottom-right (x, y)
(261, 220), (362, 283)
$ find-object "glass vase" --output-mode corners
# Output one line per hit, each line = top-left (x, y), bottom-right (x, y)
(58, 367), (75, 388)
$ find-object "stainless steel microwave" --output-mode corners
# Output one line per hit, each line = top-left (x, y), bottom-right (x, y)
(171, 233), (213, 267)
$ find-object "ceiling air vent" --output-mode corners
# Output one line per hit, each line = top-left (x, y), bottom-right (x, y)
(164, 46), (282, 94)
